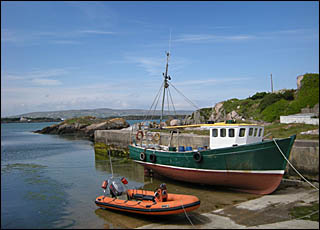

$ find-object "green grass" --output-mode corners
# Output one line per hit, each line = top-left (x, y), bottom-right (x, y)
(290, 202), (319, 222)
(263, 123), (319, 140)
(62, 116), (104, 125)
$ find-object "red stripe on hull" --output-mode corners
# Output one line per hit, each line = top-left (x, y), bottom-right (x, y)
(143, 163), (283, 195)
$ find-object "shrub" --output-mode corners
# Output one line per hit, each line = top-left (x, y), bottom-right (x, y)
(281, 89), (295, 101)
(296, 73), (319, 108)
(249, 92), (269, 100)
(258, 93), (282, 112)
(261, 99), (290, 122)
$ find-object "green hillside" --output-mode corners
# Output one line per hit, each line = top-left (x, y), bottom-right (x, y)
(199, 73), (319, 123)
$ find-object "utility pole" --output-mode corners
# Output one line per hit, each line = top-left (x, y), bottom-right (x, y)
(270, 73), (274, 93)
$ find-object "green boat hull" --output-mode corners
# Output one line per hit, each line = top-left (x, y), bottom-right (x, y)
(129, 135), (296, 194)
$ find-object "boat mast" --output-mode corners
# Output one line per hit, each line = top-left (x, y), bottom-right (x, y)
(160, 52), (171, 126)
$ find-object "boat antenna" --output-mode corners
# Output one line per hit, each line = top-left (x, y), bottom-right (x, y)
(169, 29), (172, 53)
(160, 30), (173, 127)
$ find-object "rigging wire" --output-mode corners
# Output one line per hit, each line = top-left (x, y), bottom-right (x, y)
(142, 81), (164, 123)
(151, 83), (164, 121)
(168, 87), (177, 118)
(166, 86), (170, 117)
(168, 81), (200, 110)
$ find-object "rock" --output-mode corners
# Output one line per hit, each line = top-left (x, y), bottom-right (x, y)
(170, 119), (181, 126)
(193, 111), (205, 124)
(226, 110), (242, 121)
(300, 129), (319, 135)
(297, 75), (304, 89)
(33, 117), (129, 140)
(209, 102), (225, 122)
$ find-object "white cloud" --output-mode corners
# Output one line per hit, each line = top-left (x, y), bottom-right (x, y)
(126, 56), (164, 76)
(174, 34), (256, 43)
(78, 30), (115, 35)
(50, 40), (82, 45)
(173, 77), (253, 86)
(31, 78), (62, 86)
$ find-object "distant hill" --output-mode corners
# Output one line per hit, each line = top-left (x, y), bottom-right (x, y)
(8, 108), (194, 119)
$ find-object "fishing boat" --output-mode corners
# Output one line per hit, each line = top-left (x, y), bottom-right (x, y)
(95, 177), (200, 215)
(128, 51), (297, 195)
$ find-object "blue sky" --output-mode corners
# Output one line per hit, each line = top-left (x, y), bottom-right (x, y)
(1, 1), (319, 117)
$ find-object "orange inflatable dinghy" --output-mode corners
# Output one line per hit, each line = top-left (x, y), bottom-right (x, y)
(95, 180), (200, 215)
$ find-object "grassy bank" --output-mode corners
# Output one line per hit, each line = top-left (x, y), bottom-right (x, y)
(263, 123), (319, 140)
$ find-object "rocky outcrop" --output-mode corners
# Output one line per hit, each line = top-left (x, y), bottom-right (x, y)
(208, 102), (224, 122)
(34, 117), (129, 140)
(184, 102), (245, 125)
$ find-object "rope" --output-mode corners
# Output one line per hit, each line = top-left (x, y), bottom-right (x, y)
(168, 82), (200, 110)
(142, 83), (164, 122)
(180, 199), (195, 228)
(296, 210), (319, 220)
(168, 87), (177, 118)
(108, 149), (114, 178)
(166, 86), (170, 117)
(273, 139), (319, 191)
(150, 82), (164, 122)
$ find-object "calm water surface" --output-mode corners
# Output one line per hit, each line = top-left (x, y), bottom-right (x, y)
(1, 122), (146, 229)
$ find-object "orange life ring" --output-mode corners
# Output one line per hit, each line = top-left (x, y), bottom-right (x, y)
(136, 130), (144, 141)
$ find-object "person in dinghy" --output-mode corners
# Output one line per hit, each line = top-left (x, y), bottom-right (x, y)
(95, 177), (200, 215)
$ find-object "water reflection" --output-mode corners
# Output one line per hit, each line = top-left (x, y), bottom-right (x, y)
(94, 153), (145, 185)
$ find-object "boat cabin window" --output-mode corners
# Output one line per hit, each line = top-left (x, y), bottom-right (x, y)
(258, 128), (262, 137)
(254, 128), (258, 137)
(249, 128), (253, 136)
(212, 129), (218, 137)
(239, 128), (246, 137)
(229, 128), (235, 137)
(220, 128), (226, 137)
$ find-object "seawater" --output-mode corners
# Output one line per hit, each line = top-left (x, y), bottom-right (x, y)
(1, 122), (145, 229)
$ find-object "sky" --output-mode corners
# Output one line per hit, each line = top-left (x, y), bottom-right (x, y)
(1, 1), (319, 117)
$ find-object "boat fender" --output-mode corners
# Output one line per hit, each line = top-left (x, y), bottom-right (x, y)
(101, 180), (108, 189)
(153, 133), (160, 142)
(193, 151), (203, 163)
(140, 152), (146, 161)
(121, 177), (128, 184)
(150, 153), (157, 163)
(136, 130), (144, 141)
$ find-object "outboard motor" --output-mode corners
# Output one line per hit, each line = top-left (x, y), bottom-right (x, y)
(107, 177), (127, 198)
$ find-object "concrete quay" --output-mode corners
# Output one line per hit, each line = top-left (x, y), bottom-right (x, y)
(137, 182), (319, 229)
